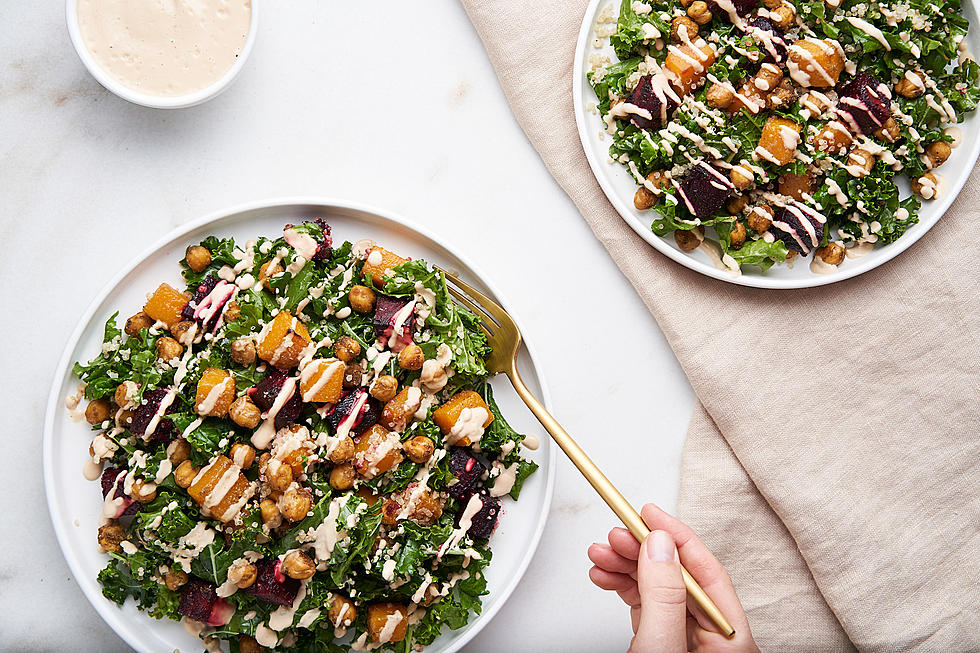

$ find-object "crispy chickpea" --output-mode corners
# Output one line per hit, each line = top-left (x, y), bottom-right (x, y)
(164, 569), (189, 591)
(156, 336), (183, 362)
(816, 242), (845, 266)
(730, 167), (753, 191)
(279, 485), (313, 522)
(238, 635), (265, 653)
(647, 170), (671, 190)
(85, 398), (111, 425)
(174, 460), (199, 489)
(769, 2), (796, 29)
(674, 229), (701, 252)
(687, 0), (712, 25)
(230, 338), (256, 366)
(265, 459), (294, 492)
(349, 285), (377, 313)
(330, 463), (357, 491)
(282, 551), (316, 580)
(185, 246), (212, 273)
(113, 383), (135, 410)
(343, 362), (363, 389)
(403, 436), (435, 464)
(894, 72), (924, 99)
(874, 117), (900, 143)
(258, 260), (284, 286)
(260, 498), (283, 529)
(925, 141), (952, 169)
(847, 149), (875, 177)
(327, 437), (355, 464)
(754, 64), (783, 93)
(727, 195), (748, 214)
(706, 83), (734, 109)
(130, 478), (157, 503)
(124, 311), (153, 337)
(397, 344), (424, 370)
(168, 438), (191, 465)
(328, 595), (357, 627)
(98, 521), (126, 553)
(670, 15), (698, 43)
(910, 172), (940, 199)
(224, 301), (241, 322)
(729, 222), (747, 250)
(117, 409), (134, 427)
(230, 443), (256, 469)
(170, 320), (196, 347)
(334, 336), (361, 362)
(633, 186), (655, 210)
(370, 375), (398, 402)
(229, 396), (262, 429)
(747, 206), (773, 233)
(767, 79), (798, 110)
(228, 559), (258, 589)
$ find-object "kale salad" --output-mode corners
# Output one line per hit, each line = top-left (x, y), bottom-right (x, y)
(68, 219), (540, 652)
(588, 0), (979, 275)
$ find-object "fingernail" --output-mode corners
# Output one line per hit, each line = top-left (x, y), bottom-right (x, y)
(648, 530), (674, 562)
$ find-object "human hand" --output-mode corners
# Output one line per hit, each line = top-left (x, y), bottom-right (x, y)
(587, 503), (760, 653)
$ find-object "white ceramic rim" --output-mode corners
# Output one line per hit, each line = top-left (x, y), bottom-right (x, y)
(42, 197), (558, 653)
(65, 0), (260, 109)
(572, 0), (980, 289)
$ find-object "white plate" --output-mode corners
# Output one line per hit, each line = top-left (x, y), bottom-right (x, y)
(573, 0), (980, 288)
(43, 198), (556, 653)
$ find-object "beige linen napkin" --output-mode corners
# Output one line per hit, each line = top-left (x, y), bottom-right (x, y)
(460, 1), (980, 651)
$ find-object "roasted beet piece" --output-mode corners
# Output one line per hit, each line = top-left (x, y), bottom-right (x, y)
(446, 447), (487, 501)
(838, 72), (891, 135)
(241, 559), (300, 607)
(100, 467), (139, 517)
(770, 202), (826, 254)
(207, 598), (236, 626)
(326, 389), (380, 436)
(130, 387), (177, 442)
(285, 218), (333, 261)
(627, 75), (678, 130)
(464, 491), (501, 539)
(373, 295), (415, 351)
(178, 578), (218, 623)
(181, 275), (236, 332)
(678, 162), (735, 219)
(749, 17), (787, 63)
(248, 368), (302, 430)
(181, 275), (217, 321)
(709, 0), (758, 17)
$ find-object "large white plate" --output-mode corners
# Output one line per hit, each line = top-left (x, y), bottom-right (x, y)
(43, 198), (556, 653)
(573, 0), (980, 288)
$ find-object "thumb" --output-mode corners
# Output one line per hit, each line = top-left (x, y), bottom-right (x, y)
(631, 530), (687, 653)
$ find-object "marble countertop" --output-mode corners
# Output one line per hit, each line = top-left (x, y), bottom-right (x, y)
(0, 3), (693, 651)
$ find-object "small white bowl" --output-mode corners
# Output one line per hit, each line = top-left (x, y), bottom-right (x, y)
(66, 0), (259, 109)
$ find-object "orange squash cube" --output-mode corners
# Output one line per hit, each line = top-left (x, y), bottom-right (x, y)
(433, 390), (494, 436)
(727, 81), (765, 116)
(361, 246), (408, 288)
(356, 486), (381, 506)
(379, 387), (423, 433)
(143, 283), (189, 329)
(188, 455), (253, 522)
(353, 424), (403, 478)
(367, 603), (408, 644)
(256, 310), (311, 369)
(195, 368), (236, 418)
(664, 39), (716, 94)
(299, 358), (345, 403)
(755, 116), (802, 166)
(272, 425), (317, 475)
(787, 39), (844, 88)
(778, 173), (816, 201)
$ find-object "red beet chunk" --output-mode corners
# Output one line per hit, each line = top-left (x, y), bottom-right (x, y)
(770, 202), (826, 254)
(373, 295), (416, 352)
(178, 578), (218, 623)
(100, 467), (139, 517)
(285, 218), (333, 261)
(464, 491), (500, 539)
(241, 559), (300, 607)
(248, 369), (302, 430)
(708, 0), (758, 16)
(446, 447), (487, 500)
(749, 17), (787, 63)
(838, 72), (891, 135)
(130, 387), (177, 442)
(678, 162), (734, 219)
(181, 275), (218, 322)
(325, 389), (379, 436)
(627, 75), (677, 130)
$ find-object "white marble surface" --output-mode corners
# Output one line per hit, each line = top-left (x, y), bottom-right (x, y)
(0, 2), (694, 651)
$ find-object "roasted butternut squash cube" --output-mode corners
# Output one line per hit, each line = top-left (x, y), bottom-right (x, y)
(787, 39), (844, 88)
(664, 39), (716, 94)
(433, 390), (494, 436)
(361, 246), (408, 287)
(778, 173), (816, 201)
(356, 486), (381, 506)
(195, 368), (236, 418)
(256, 310), (311, 369)
(367, 602), (408, 644)
(299, 358), (345, 403)
(727, 81), (765, 116)
(755, 117), (802, 166)
(353, 424), (403, 479)
(381, 483), (443, 526)
(272, 425), (317, 475)
(379, 387), (422, 433)
(143, 283), (189, 329)
(188, 455), (253, 522)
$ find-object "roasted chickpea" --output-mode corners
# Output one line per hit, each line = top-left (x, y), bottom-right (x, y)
(925, 141), (952, 169)
(265, 459), (294, 492)
(670, 15), (698, 43)
(260, 498), (283, 529)
(730, 167), (753, 191)
(754, 64), (783, 93)
(403, 436), (435, 464)
(185, 246), (212, 273)
(397, 344), (424, 370)
(785, 249), (799, 263)
(874, 117), (900, 143)
(769, 2), (796, 29)
(747, 206), (774, 233)
(647, 170), (671, 190)
(370, 375), (398, 402)
(228, 559), (258, 589)
(85, 398), (111, 425)
(174, 460), (199, 489)
(327, 437), (355, 464)
(706, 83), (734, 109)
(282, 551), (316, 580)
(230, 442), (256, 469)
(114, 382), (138, 409)
(767, 79), (798, 110)
(348, 285), (377, 313)
(130, 478), (157, 503)
(687, 0), (712, 25)
(674, 229), (701, 252)
(279, 485), (313, 522)
(230, 338), (256, 366)
(259, 260), (284, 286)
(729, 222), (747, 250)
(156, 336), (183, 362)
(727, 195), (748, 214)
(328, 595), (357, 627)
(633, 186), (655, 210)
(894, 72), (924, 99)
(910, 172), (940, 199)
(124, 311), (153, 336)
(229, 396), (262, 429)
(98, 521), (126, 553)
(164, 569), (189, 591)
(816, 242), (845, 266)
(330, 463), (357, 491)
(224, 301), (241, 322)
(343, 362), (363, 389)
(238, 635), (265, 653)
(334, 336), (361, 362)
(168, 438), (192, 465)
(170, 320), (196, 347)
(847, 149), (875, 177)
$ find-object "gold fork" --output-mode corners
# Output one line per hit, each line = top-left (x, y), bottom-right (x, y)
(437, 266), (736, 638)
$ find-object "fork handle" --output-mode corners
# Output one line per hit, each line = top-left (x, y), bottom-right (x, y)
(507, 366), (736, 638)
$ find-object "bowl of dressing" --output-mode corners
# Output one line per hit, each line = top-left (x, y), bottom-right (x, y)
(67, 0), (258, 109)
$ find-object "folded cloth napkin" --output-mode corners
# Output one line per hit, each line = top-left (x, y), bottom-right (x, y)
(459, 1), (980, 650)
